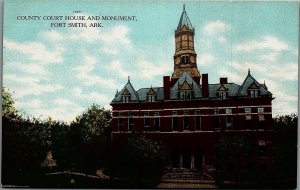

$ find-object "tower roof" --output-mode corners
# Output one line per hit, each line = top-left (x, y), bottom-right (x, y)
(176, 5), (193, 31)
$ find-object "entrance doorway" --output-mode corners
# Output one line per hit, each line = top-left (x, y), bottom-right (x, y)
(194, 151), (203, 171)
(171, 150), (180, 168)
(183, 150), (191, 168)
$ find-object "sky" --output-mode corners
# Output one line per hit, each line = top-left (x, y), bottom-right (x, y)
(3, 0), (298, 122)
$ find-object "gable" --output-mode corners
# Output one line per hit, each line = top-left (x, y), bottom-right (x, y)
(170, 71), (201, 99)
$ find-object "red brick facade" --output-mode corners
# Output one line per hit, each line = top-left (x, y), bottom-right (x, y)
(110, 6), (274, 174)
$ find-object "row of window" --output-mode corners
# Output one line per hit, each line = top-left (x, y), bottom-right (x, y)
(121, 90), (263, 103)
(117, 114), (265, 132)
(116, 107), (265, 118)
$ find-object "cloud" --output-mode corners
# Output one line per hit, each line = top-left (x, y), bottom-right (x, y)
(72, 87), (110, 104)
(233, 36), (289, 52)
(32, 104), (84, 123)
(107, 60), (132, 78)
(16, 62), (48, 76)
(53, 98), (75, 106)
(198, 53), (216, 65)
(228, 60), (297, 81)
(74, 55), (118, 89)
(16, 99), (44, 109)
(41, 30), (64, 42)
(204, 20), (230, 35)
(259, 52), (279, 62)
(137, 59), (171, 79)
(263, 80), (297, 115)
(4, 39), (65, 64)
(201, 20), (230, 46)
(4, 74), (63, 97)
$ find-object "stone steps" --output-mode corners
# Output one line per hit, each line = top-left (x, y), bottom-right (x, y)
(161, 168), (211, 181)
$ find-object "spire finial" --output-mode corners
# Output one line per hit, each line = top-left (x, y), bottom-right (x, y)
(183, 4), (185, 11)
(128, 76), (130, 82)
(248, 68), (250, 75)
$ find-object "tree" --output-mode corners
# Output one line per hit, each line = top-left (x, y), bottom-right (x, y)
(68, 104), (112, 172)
(2, 115), (50, 185)
(2, 87), (17, 116)
(216, 136), (249, 186)
(112, 135), (167, 188)
(273, 114), (297, 188)
(50, 121), (73, 169)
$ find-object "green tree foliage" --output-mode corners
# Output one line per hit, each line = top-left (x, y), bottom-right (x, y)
(112, 135), (167, 187)
(50, 120), (73, 169)
(273, 114), (297, 187)
(216, 136), (249, 185)
(2, 87), (17, 116)
(2, 115), (50, 185)
(71, 104), (112, 142)
(52, 104), (112, 172)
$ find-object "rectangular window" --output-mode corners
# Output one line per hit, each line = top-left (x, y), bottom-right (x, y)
(154, 112), (160, 131)
(118, 112), (123, 131)
(148, 95), (155, 102)
(258, 107), (264, 113)
(122, 96), (130, 103)
(183, 110), (189, 130)
(144, 112), (150, 131)
(172, 111), (178, 131)
(225, 108), (232, 114)
(214, 108), (219, 115)
(225, 108), (232, 129)
(245, 107), (251, 113)
(128, 111), (134, 131)
(214, 108), (220, 130)
(226, 115), (232, 129)
(217, 92), (227, 100)
(195, 110), (201, 131)
(214, 116), (220, 130)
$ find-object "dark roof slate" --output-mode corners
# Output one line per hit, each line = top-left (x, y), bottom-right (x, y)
(176, 5), (193, 31)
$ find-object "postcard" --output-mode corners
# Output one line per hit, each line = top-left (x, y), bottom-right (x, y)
(2, 0), (298, 188)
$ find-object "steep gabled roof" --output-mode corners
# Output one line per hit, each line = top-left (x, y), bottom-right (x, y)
(209, 83), (240, 98)
(238, 70), (270, 96)
(176, 5), (194, 31)
(111, 78), (139, 103)
(170, 71), (202, 99)
(137, 87), (164, 102)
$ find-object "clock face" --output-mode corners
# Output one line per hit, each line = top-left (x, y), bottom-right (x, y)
(182, 35), (187, 41)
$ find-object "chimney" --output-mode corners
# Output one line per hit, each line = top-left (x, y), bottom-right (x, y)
(202, 73), (209, 98)
(220, 77), (228, 84)
(163, 76), (170, 100)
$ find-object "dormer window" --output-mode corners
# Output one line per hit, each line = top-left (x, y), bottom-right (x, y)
(146, 87), (157, 102)
(248, 82), (260, 98)
(178, 79), (193, 101)
(121, 88), (131, 103)
(122, 96), (130, 103)
(216, 84), (228, 100)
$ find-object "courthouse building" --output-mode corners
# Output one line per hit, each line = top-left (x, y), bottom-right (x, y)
(110, 6), (274, 174)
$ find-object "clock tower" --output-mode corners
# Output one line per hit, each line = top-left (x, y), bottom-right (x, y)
(172, 5), (200, 79)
